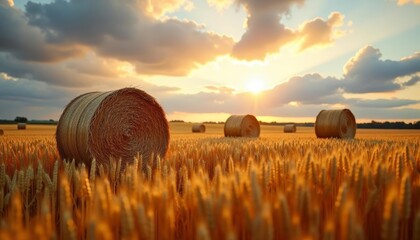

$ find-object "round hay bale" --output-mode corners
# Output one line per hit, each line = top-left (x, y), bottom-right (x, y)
(56, 88), (170, 167)
(17, 123), (26, 130)
(283, 124), (296, 133)
(224, 114), (260, 137)
(0, 129), (3, 135)
(192, 124), (206, 133)
(315, 109), (356, 139)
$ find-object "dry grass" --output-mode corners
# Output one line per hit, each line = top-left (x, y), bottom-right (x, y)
(0, 123), (419, 240)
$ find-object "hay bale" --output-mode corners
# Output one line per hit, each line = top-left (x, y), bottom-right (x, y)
(17, 123), (26, 130)
(224, 114), (260, 137)
(56, 88), (170, 167)
(315, 109), (356, 139)
(0, 129), (3, 135)
(192, 124), (206, 133)
(283, 124), (296, 133)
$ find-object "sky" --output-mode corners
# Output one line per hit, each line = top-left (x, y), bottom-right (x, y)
(0, 0), (419, 123)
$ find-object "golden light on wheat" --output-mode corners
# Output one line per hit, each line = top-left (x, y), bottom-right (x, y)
(0, 124), (418, 240)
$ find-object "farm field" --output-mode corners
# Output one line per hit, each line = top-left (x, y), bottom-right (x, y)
(0, 123), (419, 240)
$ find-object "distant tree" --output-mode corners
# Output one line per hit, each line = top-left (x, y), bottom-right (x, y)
(169, 120), (185, 123)
(14, 116), (28, 123)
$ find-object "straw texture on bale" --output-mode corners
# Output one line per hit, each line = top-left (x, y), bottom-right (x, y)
(192, 124), (206, 133)
(224, 114), (260, 137)
(283, 124), (296, 133)
(0, 129), (3, 135)
(17, 123), (26, 130)
(315, 109), (356, 139)
(56, 88), (170, 167)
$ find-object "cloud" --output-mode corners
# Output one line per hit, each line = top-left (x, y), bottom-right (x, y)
(158, 47), (420, 119)
(403, 75), (420, 86)
(298, 12), (345, 51)
(207, 0), (234, 10)
(0, 53), (102, 87)
(230, 0), (347, 60)
(231, 0), (303, 60)
(0, 2), (84, 62)
(343, 46), (420, 93)
(265, 73), (344, 105)
(349, 98), (419, 108)
(133, 0), (194, 17)
(397, 0), (420, 5)
(0, 0), (233, 78)
(22, 0), (234, 76)
(205, 85), (236, 94)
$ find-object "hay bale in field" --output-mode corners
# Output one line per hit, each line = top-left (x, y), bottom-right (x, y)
(0, 129), (3, 135)
(17, 123), (26, 130)
(224, 114), (260, 137)
(315, 109), (356, 139)
(56, 88), (170, 167)
(283, 124), (296, 133)
(192, 123), (206, 133)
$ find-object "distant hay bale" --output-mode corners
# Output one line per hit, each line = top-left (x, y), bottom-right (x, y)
(56, 88), (170, 167)
(17, 123), (26, 130)
(224, 114), (260, 137)
(315, 109), (356, 139)
(283, 124), (296, 133)
(192, 124), (206, 133)
(0, 129), (3, 135)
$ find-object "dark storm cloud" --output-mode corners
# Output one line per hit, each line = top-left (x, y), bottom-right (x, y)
(22, 0), (234, 76)
(343, 46), (420, 93)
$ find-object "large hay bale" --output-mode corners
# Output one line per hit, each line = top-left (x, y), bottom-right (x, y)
(192, 124), (206, 133)
(17, 123), (26, 130)
(315, 109), (356, 139)
(224, 114), (260, 137)
(0, 129), (3, 135)
(283, 124), (296, 133)
(56, 88), (170, 167)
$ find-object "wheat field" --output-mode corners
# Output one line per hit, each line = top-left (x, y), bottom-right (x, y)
(0, 123), (419, 240)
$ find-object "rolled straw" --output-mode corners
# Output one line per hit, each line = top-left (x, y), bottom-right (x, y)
(56, 88), (170, 167)
(315, 109), (356, 139)
(192, 124), (206, 133)
(224, 114), (260, 137)
(283, 124), (296, 133)
(17, 123), (26, 130)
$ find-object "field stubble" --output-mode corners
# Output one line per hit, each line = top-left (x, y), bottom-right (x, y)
(0, 123), (419, 240)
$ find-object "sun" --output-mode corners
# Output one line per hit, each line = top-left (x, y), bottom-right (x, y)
(246, 78), (265, 94)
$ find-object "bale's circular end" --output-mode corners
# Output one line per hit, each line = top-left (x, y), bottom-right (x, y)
(224, 114), (260, 137)
(192, 124), (206, 133)
(0, 129), (4, 135)
(56, 88), (170, 167)
(283, 124), (296, 133)
(17, 123), (26, 130)
(315, 109), (356, 139)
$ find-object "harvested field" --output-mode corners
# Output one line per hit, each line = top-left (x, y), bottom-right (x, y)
(0, 123), (419, 240)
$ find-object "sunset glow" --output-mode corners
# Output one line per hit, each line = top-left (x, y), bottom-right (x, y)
(0, 0), (419, 122)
